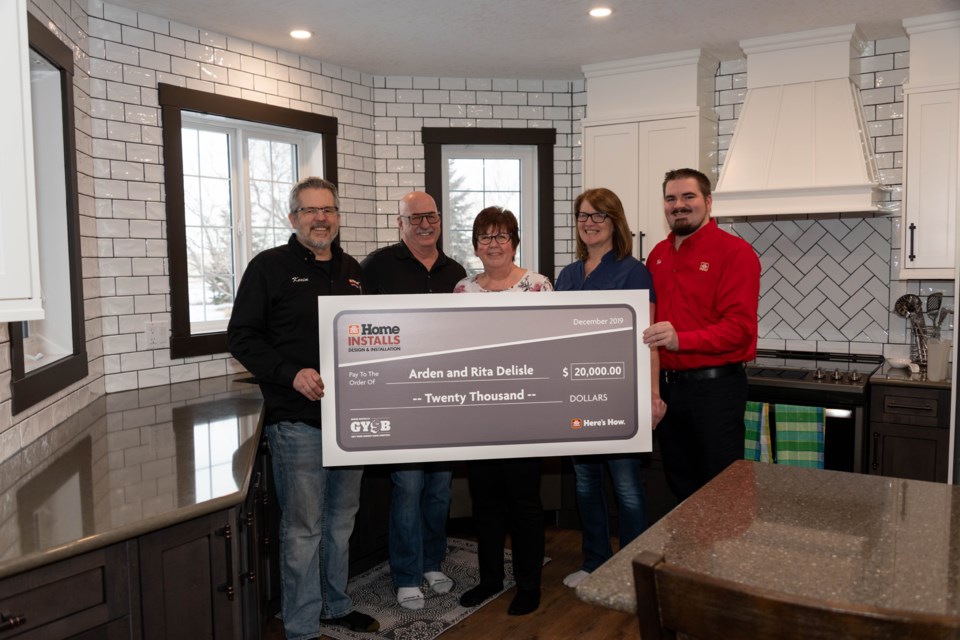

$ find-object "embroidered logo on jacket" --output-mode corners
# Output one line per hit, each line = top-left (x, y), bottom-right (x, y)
(292, 276), (309, 283)
(700, 262), (709, 272)
(348, 278), (362, 291)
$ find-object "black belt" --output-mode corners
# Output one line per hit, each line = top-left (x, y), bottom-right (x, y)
(660, 363), (744, 384)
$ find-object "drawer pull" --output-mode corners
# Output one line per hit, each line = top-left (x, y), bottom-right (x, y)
(872, 432), (880, 470)
(0, 613), (26, 631)
(886, 401), (934, 411)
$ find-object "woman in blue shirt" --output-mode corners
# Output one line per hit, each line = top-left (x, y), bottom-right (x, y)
(555, 187), (666, 588)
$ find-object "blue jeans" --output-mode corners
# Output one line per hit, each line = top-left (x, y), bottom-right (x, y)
(572, 454), (648, 573)
(267, 421), (363, 640)
(389, 465), (452, 588)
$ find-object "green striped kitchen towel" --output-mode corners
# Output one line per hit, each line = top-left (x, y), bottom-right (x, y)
(743, 401), (773, 463)
(773, 404), (824, 468)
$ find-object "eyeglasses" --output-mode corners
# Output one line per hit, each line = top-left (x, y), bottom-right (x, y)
(296, 206), (339, 217)
(477, 233), (512, 245)
(400, 212), (441, 225)
(576, 211), (610, 223)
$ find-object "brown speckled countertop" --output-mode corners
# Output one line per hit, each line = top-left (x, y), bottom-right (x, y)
(576, 460), (960, 618)
(0, 375), (263, 579)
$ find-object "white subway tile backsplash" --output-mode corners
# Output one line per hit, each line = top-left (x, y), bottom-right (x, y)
(170, 57), (199, 78)
(860, 86), (895, 105)
(876, 37), (909, 55)
(105, 40), (139, 65)
(875, 103), (903, 120)
(131, 258), (165, 276)
(252, 43), (277, 63)
(123, 66), (156, 87)
(128, 182), (161, 201)
(467, 105), (493, 119)
(90, 58), (124, 82)
(875, 68), (909, 87)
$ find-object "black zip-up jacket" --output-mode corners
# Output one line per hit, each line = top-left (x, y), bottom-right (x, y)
(228, 234), (363, 427)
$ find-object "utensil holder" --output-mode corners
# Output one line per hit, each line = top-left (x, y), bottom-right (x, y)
(913, 325), (940, 367)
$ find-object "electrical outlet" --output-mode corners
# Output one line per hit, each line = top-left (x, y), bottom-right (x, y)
(144, 321), (169, 349)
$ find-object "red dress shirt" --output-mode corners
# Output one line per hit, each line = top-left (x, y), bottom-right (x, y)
(647, 219), (760, 371)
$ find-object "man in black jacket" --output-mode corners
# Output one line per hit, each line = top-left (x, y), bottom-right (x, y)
(228, 177), (378, 638)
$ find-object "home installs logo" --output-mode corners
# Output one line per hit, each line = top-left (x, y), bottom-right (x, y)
(346, 323), (401, 352)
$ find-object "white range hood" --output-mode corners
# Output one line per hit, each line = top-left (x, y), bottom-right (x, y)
(712, 25), (884, 216)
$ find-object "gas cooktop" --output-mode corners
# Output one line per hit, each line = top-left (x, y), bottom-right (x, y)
(746, 350), (884, 398)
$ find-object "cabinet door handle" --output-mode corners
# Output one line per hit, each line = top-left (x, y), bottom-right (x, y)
(0, 613), (26, 631)
(217, 524), (235, 601)
(908, 223), (916, 262)
(871, 432), (881, 470)
(638, 231), (645, 262)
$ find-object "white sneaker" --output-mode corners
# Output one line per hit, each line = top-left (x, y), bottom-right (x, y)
(397, 586), (425, 610)
(425, 571), (454, 594)
(563, 570), (590, 588)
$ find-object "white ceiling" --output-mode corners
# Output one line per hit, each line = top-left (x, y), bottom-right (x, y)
(107, 0), (958, 79)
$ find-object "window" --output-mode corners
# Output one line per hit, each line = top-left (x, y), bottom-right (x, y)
(442, 146), (537, 275)
(423, 128), (556, 279)
(180, 114), (315, 334)
(160, 85), (338, 358)
(9, 14), (87, 415)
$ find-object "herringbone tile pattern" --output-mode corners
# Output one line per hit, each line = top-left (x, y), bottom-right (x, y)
(728, 217), (891, 343)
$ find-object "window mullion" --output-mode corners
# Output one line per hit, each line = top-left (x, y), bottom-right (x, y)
(234, 128), (250, 279)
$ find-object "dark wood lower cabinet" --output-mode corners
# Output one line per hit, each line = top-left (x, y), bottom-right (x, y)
(0, 543), (135, 638)
(138, 438), (275, 639)
(0, 439), (278, 640)
(139, 510), (240, 638)
(868, 383), (950, 482)
(868, 421), (950, 482)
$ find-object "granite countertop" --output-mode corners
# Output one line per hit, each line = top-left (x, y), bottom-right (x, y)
(871, 363), (952, 390)
(0, 375), (264, 579)
(577, 460), (960, 618)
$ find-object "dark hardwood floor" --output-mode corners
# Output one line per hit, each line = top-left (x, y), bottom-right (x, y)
(264, 526), (639, 639)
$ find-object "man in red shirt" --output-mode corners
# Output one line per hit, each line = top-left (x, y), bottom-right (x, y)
(642, 168), (760, 501)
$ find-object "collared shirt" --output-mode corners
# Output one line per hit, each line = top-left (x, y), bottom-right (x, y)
(646, 219), (760, 371)
(227, 234), (363, 426)
(360, 241), (466, 295)
(554, 250), (656, 302)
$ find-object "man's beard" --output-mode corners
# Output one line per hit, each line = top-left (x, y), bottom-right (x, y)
(298, 225), (335, 251)
(669, 209), (698, 237)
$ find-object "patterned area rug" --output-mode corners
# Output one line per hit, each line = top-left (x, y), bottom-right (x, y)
(319, 538), (525, 640)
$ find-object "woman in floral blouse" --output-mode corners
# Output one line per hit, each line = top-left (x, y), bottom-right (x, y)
(454, 206), (550, 616)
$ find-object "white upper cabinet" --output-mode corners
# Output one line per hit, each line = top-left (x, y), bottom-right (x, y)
(581, 50), (718, 262)
(899, 12), (960, 279)
(0, 0), (43, 321)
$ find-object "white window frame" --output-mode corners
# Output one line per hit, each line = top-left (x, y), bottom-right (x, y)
(180, 113), (323, 335)
(440, 145), (538, 275)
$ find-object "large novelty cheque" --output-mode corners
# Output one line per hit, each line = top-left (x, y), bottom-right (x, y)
(318, 290), (652, 465)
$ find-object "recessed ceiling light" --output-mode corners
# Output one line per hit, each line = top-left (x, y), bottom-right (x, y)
(589, 7), (612, 17)
(290, 29), (312, 39)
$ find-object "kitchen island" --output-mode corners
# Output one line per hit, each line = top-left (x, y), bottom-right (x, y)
(576, 460), (960, 621)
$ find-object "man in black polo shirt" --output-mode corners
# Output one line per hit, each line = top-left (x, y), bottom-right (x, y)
(361, 191), (466, 610)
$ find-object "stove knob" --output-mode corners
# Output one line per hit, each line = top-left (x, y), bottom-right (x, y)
(850, 370), (862, 383)
(831, 369), (843, 382)
(814, 368), (826, 380)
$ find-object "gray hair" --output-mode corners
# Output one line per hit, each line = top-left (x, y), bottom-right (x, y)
(289, 176), (340, 214)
